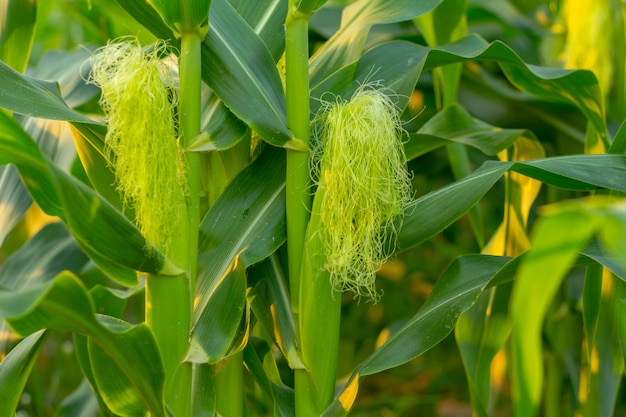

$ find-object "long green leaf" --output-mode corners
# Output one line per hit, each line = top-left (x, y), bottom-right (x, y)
(398, 155), (626, 251)
(202, 0), (303, 150)
(0, 112), (177, 280)
(0, 272), (165, 417)
(0, 222), (88, 290)
(0, 330), (47, 417)
(0, 60), (97, 124)
(190, 146), (286, 362)
(0, 0), (37, 73)
(309, 0), (443, 85)
(405, 104), (525, 160)
(322, 217), (626, 416)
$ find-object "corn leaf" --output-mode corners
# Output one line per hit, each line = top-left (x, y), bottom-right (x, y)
(0, 0), (36, 73)
(228, 0), (286, 61)
(398, 155), (626, 252)
(0, 330), (47, 417)
(248, 253), (303, 370)
(0, 112), (176, 281)
(190, 146), (286, 363)
(313, 34), (605, 151)
(202, 0), (302, 150)
(405, 104), (526, 159)
(0, 272), (165, 417)
(0, 60), (97, 124)
(0, 222), (88, 290)
(309, 0), (443, 85)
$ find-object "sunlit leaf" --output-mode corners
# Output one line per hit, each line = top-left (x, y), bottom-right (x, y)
(0, 112), (177, 281)
(0, 0), (36, 73)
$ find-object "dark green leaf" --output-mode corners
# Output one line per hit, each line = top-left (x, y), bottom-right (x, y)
(0, 60), (97, 124)
(0, 112), (178, 280)
(191, 146), (286, 362)
(202, 0), (303, 150)
(0, 272), (165, 417)
(0, 330), (47, 416)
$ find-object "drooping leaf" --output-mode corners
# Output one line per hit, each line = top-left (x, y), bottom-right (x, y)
(0, 60), (97, 124)
(398, 155), (626, 252)
(405, 104), (526, 160)
(190, 146), (286, 363)
(0, 222), (88, 290)
(0, 112), (178, 281)
(309, 0), (443, 85)
(0, 272), (165, 417)
(0, 330), (47, 417)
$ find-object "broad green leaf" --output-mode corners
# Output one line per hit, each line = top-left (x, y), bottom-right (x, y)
(69, 122), (122, 211)
(187, 254), (248, 363)
(32, 48), (99, 109)
(114, 0), (174, 41)
(510, 210), (595, 417)
(0, 60), (97, 124)
(0, 114), (81, 246)
(309, 0), (443, 85)
(0, 272), (165, 417)
(0, 0), (36, 73)
(0, 222), (88, 291)
(320, 254), (513, 417)
(405, 104), (525, 160)
(202, 0), (304, 150)
(0, 330), (47, 417)
(0, 112), (178, 280)
(228, 0), (286, 61)
(191, 146), (286, 362)
(398, 155), (626, 252)
(89, 316), (164, 417)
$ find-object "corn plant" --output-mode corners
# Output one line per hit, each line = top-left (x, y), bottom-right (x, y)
(1, 0), (626, 416)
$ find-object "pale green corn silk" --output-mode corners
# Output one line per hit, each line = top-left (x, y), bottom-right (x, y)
(88, 39), (186, 252)
(312, 86), (412, 301)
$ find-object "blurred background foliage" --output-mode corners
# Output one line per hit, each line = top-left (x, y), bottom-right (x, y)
(2, 0), (626, 416)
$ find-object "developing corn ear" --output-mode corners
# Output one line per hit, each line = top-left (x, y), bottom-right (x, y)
(89, 39), (186, 252)
(313, 86), (412, 301)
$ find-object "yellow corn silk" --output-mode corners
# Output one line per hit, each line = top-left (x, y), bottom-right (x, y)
(562, 0), (615, 96)
(88, 39), (186, 252)
(314, 86), (412, 301)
